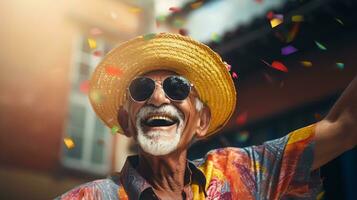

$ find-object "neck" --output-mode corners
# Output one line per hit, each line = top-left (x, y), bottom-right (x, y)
(136, 149), (188, 194)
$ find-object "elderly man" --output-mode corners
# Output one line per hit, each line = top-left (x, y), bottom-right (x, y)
(58, 33), (357, 200)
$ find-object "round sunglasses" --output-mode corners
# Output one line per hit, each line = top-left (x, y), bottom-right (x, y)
(128, 76), (193, 102)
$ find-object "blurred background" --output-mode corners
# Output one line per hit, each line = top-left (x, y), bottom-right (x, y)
(0, 0), (356, 199)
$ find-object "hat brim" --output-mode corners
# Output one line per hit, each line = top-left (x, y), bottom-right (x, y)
(89, 33), (237, 137)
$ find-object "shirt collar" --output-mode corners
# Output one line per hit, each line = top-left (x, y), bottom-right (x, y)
(119, 155), (206, 200)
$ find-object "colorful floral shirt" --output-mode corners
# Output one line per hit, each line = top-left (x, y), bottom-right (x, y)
(56, 124), (322, 200)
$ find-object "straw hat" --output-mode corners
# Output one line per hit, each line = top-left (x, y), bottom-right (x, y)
(89, 33), (236, 137)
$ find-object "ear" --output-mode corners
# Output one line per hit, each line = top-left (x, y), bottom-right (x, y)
(117, 106), (131, 137)
(195, 105), (211, 139)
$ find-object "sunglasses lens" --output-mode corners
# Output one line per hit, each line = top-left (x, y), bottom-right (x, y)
(129, 77), (155, 101)
(163, 76), (191, 101)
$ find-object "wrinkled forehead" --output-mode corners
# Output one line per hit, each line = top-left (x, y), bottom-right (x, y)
(141, 70), (179, 82)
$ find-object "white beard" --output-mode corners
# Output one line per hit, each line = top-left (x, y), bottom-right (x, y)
(135, 105), (184, 156)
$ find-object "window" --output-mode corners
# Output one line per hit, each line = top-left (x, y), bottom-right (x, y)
(61, 35), (113, 175)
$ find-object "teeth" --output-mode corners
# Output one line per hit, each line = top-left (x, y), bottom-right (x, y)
(146, 116), (174, 123)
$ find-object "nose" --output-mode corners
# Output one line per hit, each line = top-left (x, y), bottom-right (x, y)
(146, 83), (171, 107)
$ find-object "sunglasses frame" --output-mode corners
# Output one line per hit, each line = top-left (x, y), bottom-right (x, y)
(127, 75), (194, 103)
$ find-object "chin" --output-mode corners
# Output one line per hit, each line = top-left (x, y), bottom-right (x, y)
(136, 121), (184, 156)
(137, 129), (181, 156)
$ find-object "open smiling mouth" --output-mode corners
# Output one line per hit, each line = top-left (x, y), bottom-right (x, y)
(142, 115), (179, 127)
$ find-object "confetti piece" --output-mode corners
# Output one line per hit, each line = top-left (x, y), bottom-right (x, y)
(224, 62), (231, 71)
(79, 80), (90, 94)
(263, 73), (274, 83)
(173, 18), (185, 28)
(255, 0), (263, 4)
(156, 15), (167, 28)
(178, 29), (188, 36)
(90, 27), (102, 36)
(232, 72), (238, 79)
(169, 7), (181, 13)
(236, 131), (250, 142)
(93, 50), (102, 57)
(143, 33), (156, 40)
(315, 41), (327, 50)
(64, 137), (75, 149)
(274, 14), (284, 20)
(105, 66), (123, 77)
(271, 61), (288, 72)
(266, 11), (274, 20)
(129, 7), (142, 13)
(336, 62), (344, 70)
(270, 18), (283, 28)
(236, 112), (248, 126)
(111, 126), (119, 134)
(300, 61), (313, 67)
(316, 191), (325, 200)
(211, 33), (222, 43)
(190, 1), (203, 9)
(87, 38), (97, 49)
(314, 113), (323, 121)
(335, 18), (344, 25)
(281, 45), (298, 55)
(286, 23), (300, 42)
(89, 89), (104, 103)
(292, 15), (304, 22)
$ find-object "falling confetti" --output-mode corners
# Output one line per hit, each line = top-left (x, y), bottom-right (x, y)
(90, 27), (102, 36)
(143, 33), (156, 40)
(89, 89), (104, 103)
(87, 38), (97, 49)
(232, 72), (238, 79)
(335, 18), (344, 25)
(173, 17), (185, 28)
(169, 7), (181, 13)
(281, 45), (298, 55)
(286, 23), (300, 42)
(300, 61), (313, 67)
(316, 191), (325, 200)
(236, 131), (250, 142)
(263, 73), (274, 83)
(111, 126), (119, 134)
(129, 7), (142, 13)
(274, 14), (284, 20)
(105, 66), (123, 77)
(224, 62), (231, 71)
(93, 50), (102, 57)
(271, 61), (288, 72)
(270, 18), (283, 28)
(178, 29), (188, 36)
(315, 41), (327, 50)
(266, 11), (274, 20)
(336, 62), (344, 70)
(291, 15), (304, 22)
(211, 33), (222, 43)
(190, 1), (203, 9)
(64, 137), (75, 149)
(79, 80), (90, 94)
(236, 112), (248, 126)
(314, 113), (323, 121)
(262, 60), (288, 72)
(255, 0), (263, 4)
(156, 15), (167, 28)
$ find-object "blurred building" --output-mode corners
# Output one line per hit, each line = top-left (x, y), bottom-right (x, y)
(0, 0), (154, 199)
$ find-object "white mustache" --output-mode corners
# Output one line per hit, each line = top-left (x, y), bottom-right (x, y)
(136, 104), (184, 126)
